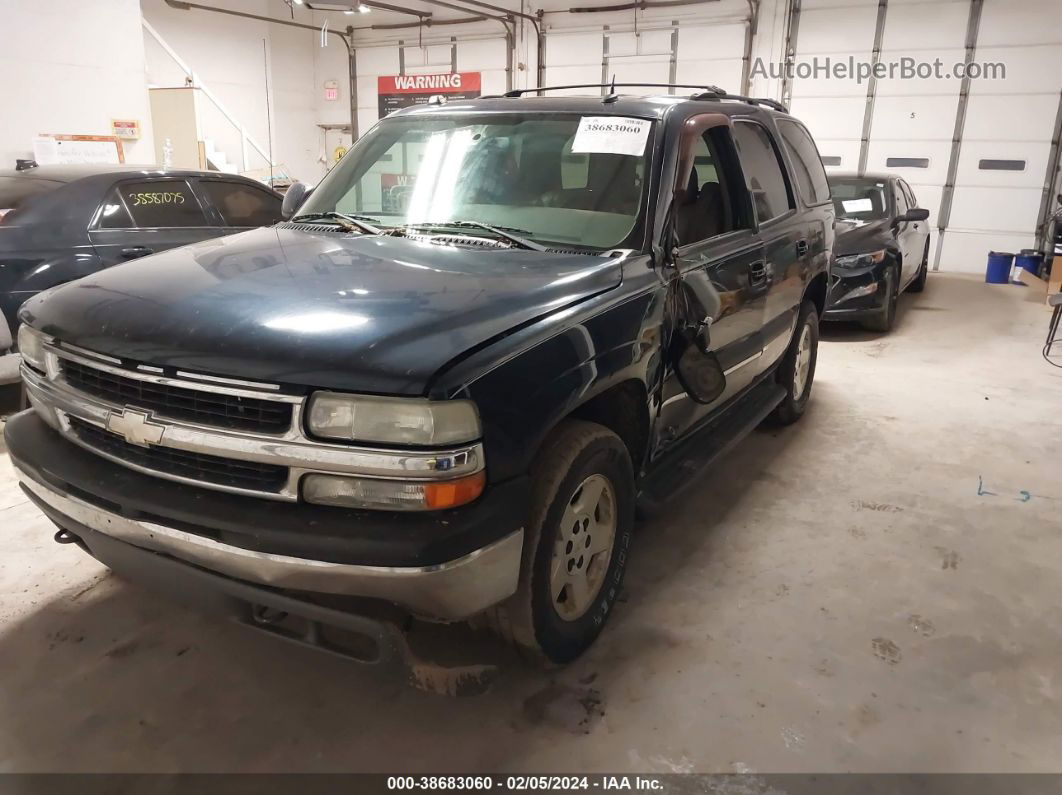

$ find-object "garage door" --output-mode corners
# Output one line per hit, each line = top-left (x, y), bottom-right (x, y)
(789, 0), (1062, 273)
(937, 0), (1062, 271)
(543, 21), (747, 96)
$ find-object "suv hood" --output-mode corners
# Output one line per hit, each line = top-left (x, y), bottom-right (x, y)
(21, 226), (623, 394)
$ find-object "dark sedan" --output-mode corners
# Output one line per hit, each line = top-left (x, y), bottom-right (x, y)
(824, 173), (931, 332)
(0, 165), (282, 382)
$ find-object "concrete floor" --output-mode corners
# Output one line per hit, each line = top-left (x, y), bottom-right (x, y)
(1, 272), (1061, 773)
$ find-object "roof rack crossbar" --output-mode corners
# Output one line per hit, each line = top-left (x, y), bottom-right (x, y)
(498, 83), (788, 112)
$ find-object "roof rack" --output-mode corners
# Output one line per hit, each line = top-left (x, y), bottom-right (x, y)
(495, 83), (788, 113)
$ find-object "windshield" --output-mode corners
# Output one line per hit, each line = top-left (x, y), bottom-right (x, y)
(300, 113), (654, 250)
(829, 178), (891, 222)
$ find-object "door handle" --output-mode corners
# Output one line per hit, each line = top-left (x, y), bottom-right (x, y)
(748, 260), (768, 287)
(121, 246), (154, 259)
(795, 239), (809, 257)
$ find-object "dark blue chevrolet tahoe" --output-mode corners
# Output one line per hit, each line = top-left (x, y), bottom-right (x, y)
(7, 86), (834, 679)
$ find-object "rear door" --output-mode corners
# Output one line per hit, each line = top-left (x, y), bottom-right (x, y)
(657, 120), (767, 449)
(88, 177), (219, 267)
(195, 178), (282, 231)
(731, 119), (802, 371)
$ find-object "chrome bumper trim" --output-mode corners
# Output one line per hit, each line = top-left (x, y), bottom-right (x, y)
(18, 466), (523, 621)
(22, 365), (484, 501)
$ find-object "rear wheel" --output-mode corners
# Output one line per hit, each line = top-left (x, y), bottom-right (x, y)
(862, 265), (898, 333)
(768, 299), (819, 426)
(907, 241), (930, 293)
(485, 419), (634, 665)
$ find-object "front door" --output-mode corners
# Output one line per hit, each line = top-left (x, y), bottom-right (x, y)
(892, 180), (920, 285)
(88, 177), (222, 267)
(655, 124), (767, 453)
(900, 179), (930, 276)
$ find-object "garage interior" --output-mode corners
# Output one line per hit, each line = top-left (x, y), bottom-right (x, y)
(2, 0), (1062, 778)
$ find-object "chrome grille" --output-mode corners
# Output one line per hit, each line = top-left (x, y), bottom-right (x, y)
(68, 416), (288, 493)
(61, 358), (293, 433)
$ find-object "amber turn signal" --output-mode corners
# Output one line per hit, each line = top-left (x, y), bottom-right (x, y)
(424, 470), (486, 510)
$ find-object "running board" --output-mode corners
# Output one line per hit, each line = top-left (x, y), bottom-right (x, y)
(637, 380), (787, 517)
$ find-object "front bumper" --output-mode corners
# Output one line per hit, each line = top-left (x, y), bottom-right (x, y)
(823, 267), (888, 319)
(6, 410), (527, 621)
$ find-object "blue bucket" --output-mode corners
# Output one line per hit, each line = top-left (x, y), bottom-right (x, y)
(986, 251), (1014, 284)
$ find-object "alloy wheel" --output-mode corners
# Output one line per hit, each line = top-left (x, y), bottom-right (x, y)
(549, 474), (617, 621)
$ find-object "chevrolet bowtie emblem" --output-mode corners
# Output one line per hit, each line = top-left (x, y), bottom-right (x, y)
(105, 409), (166, 448)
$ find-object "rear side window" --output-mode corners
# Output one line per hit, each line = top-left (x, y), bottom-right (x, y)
(116, 180), (207, 227)
(96, 189), (134, 229)
(199, 180), (281, 227)
(776, 120), (830, 205)
(733, 122), (793, 223)
(0, 176), (63, 221)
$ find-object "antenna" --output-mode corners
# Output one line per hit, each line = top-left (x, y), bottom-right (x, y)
(609, 74), (616, 95)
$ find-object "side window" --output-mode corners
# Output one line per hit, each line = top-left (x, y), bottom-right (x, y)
(116, 180), (208, 228)
(199, 180), (281, 227)
(675, 128), (747, 247)
(732, 121), (793, 223)
(776, 120), (830, 205)
(96, 188), (134, 229)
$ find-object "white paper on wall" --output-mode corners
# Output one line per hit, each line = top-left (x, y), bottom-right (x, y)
(571, 117), (651, 157)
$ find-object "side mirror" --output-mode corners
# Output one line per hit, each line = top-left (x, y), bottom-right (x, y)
(895, 207), (929, 225)
(281, 181), (311, 220)
(672, 325), (726, 405)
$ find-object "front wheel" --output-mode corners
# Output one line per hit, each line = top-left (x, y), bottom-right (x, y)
(485, 419), (635, 665)
(768, 299), (819, 426)
(907, 241), (930, 293)
(862, 265), (898, 333)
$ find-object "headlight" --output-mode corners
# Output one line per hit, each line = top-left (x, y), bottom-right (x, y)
(17, 324), (47, 371)
(835, 249), (886, 269)
(306, 392), (481, 446)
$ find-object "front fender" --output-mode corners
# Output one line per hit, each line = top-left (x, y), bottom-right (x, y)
(433, 273), (665, 484)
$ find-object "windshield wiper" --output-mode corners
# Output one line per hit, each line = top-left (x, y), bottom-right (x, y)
(291, 212), (384, 235)
(392, 220), (547, 252)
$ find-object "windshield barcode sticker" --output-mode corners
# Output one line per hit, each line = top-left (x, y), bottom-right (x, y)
(571, 117), (651, 156)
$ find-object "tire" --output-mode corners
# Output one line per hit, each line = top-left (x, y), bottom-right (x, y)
(907, 241), (929, 293)
(768, 299), (819, 426)
(484, 419), (635, 665)
(862, 264), (898, 333)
